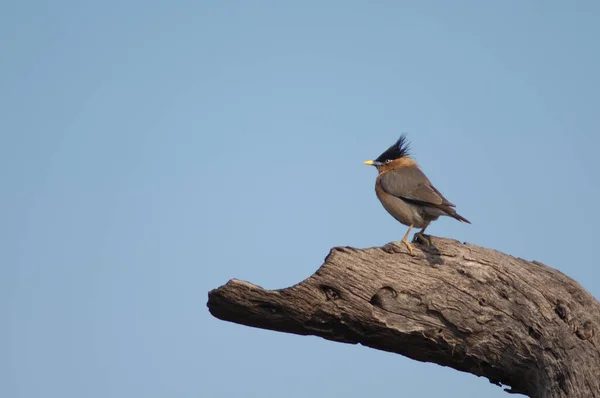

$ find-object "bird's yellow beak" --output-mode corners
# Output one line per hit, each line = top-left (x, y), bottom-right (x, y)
(363, 160), (375, 166)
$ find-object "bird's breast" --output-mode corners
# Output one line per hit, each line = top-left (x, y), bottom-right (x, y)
(375, 179), (426, 228)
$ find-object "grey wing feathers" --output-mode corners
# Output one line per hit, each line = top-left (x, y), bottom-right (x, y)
(379, 167), (455, 207)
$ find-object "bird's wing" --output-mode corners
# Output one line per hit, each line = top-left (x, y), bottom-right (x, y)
(379, 167), (456, 207)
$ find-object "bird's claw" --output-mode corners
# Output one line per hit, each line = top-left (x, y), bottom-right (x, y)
(401, 240), (414, 256)
(413, 232), (431, 247)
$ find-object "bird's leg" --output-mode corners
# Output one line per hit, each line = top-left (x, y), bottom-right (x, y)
(400, 224), (414, 255)
(413, 223), (431, 247)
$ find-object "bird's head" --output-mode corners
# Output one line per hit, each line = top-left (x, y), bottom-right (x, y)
(363, 134), (414, 171)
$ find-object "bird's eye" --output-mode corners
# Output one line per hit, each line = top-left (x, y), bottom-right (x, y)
(385, 159), (393, 164)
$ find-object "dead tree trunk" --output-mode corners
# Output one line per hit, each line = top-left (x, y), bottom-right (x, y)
(207, 237), (600, 397)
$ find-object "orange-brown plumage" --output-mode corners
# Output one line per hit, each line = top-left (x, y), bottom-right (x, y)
(364, 134), (470, 255)
(375, 157), (419, 173)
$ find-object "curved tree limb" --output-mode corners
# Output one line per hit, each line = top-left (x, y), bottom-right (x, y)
(207, 236), (600, 397)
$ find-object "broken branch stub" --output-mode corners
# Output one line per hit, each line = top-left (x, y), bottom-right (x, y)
(207, 236), (600, 397)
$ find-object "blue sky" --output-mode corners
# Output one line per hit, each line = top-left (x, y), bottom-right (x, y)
(2, 1), (599, 397)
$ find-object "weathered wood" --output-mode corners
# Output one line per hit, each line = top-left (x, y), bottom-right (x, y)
(207, 236), (600, 397)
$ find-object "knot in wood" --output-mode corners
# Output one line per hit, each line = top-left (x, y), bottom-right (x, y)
(576, 320), (594, 340)
(528, 326), (542, 340)
(370, 286), (398, 308)
(555, 301), (569, 321)
(320, 285), (341, 301)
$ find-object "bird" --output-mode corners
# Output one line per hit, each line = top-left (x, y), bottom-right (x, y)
(363, 134), (470, 255)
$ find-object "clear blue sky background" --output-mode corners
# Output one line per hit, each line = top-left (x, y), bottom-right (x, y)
(2, 1), (599, 397)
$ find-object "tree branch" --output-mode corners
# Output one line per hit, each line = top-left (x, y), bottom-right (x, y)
(207, 236), (600, 397)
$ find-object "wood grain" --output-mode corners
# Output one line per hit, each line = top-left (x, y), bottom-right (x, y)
(207, 236), (600, 397)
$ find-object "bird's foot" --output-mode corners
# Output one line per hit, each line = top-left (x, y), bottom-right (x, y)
(401, 239), (414, 256)
(413, 232), (431, 247)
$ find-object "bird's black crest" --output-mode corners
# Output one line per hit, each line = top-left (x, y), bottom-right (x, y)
(375, 134), (411, 162)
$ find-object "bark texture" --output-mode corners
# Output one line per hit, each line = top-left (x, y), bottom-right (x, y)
(207, 236), (600, 397)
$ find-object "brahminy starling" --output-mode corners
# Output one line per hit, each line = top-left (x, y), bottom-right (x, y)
(364, 134), (470, 255)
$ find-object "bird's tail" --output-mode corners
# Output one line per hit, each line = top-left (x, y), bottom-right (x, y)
(451, 212), (471, 224)
(439, 205), (471, 224)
